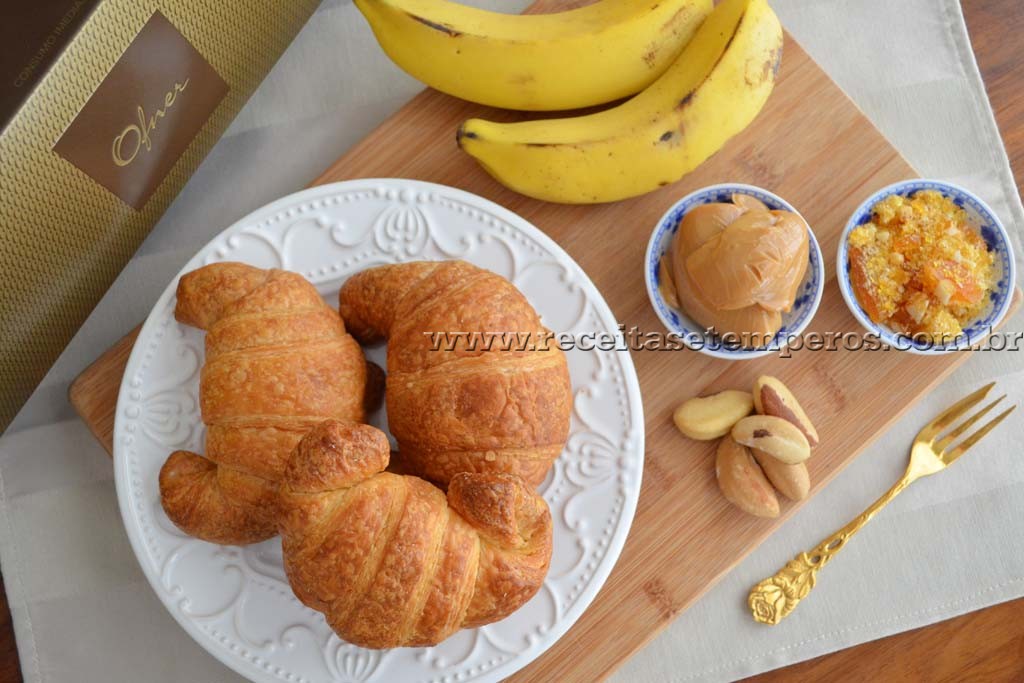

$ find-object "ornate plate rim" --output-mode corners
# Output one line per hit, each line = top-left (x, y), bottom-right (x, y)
(112, 179), (645, 683)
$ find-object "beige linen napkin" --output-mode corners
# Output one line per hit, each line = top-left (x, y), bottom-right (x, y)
(0, 0), (1021, 681)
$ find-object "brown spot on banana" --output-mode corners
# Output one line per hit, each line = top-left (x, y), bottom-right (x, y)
(660, 2), (699, 35)
(771, 45), (784, 78)
(744, 58), (762, 86)
(746, 48), (778, 86)
(643, 46), (658, 68)
(455, 125), (477, 148)
(674, 9), (747, 112)
(648, 3), (716, 71)
(408, 14), (462, 37)
(657, 129), (682, 148)
(508, 73), (536, 86)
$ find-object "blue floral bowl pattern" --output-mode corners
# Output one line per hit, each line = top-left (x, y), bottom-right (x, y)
(644, 183), (824, 360)
(837, 179), (1016, 354)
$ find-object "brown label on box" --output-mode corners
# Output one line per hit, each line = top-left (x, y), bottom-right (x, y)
(53, 10), (228, 209)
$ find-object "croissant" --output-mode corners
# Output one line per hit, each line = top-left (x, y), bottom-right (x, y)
(278, 420), (552, 648)
(159, 263), (367, 545)
(338, 261), (572, 486)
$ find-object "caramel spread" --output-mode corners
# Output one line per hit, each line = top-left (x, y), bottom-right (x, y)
(660, 194), (809, 347)
(847, 190), (995, 341)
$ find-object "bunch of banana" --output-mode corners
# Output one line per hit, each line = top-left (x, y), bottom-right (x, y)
(457, 0), (784, 203)
(354, 0), (712, 111)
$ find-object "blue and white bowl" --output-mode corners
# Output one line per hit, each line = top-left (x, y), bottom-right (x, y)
(644, 183), (824, 360)
(837, 179), (1016, 354)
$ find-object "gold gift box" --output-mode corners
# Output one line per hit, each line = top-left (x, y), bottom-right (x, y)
(0, 0), (320, 432)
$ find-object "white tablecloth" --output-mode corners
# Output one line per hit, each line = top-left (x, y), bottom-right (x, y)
(2, 1), (1022, 681)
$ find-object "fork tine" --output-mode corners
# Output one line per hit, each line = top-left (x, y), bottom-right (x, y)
(919, 381), (995, 441)
(941, 405), (1016, 464)
(934, 395), (1006, 452)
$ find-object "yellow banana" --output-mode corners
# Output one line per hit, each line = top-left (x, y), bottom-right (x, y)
(457, 0), (783, 204)
(354, 0), (712, 111)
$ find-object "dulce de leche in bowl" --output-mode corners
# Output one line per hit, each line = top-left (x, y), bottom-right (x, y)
(646, 184), (823, 358)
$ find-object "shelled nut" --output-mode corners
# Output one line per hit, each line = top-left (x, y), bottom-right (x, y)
(753, 376), (819, 447)
(716, 436), (780, 518)
(673, 390), (754, 441)
(732, 415), (811, 464)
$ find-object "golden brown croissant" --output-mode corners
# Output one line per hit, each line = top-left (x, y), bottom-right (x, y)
(159, 263), (367, 545)
(338, 261), (571, 487)
(278, 420), (552, 648)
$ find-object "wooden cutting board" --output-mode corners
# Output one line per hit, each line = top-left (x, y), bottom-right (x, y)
(69, 7), (1021, 681)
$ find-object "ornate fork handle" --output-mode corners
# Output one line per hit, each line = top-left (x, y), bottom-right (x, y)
(748, 475), (913, 625)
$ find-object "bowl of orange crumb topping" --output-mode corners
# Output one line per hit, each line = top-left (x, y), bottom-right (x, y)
(838, 180), (1015, 353)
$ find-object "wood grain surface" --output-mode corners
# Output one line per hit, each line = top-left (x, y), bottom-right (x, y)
(68, 327), (136, 455)
(0, 1), (1018, 682)
(306, 21), (1005, 683)
(745, 0), (1024, 678)
(74, 28), (931, 683)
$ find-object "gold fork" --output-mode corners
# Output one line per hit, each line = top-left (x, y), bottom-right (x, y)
(748, 382), (1015, 625)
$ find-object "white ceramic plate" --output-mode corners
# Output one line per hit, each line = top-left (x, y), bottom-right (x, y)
(113, 179), (645, 683)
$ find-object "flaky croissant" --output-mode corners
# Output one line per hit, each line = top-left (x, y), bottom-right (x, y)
(159, 263), (367, 545)
(278, 420), (552, 648)
(339, 261), (571, 487)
